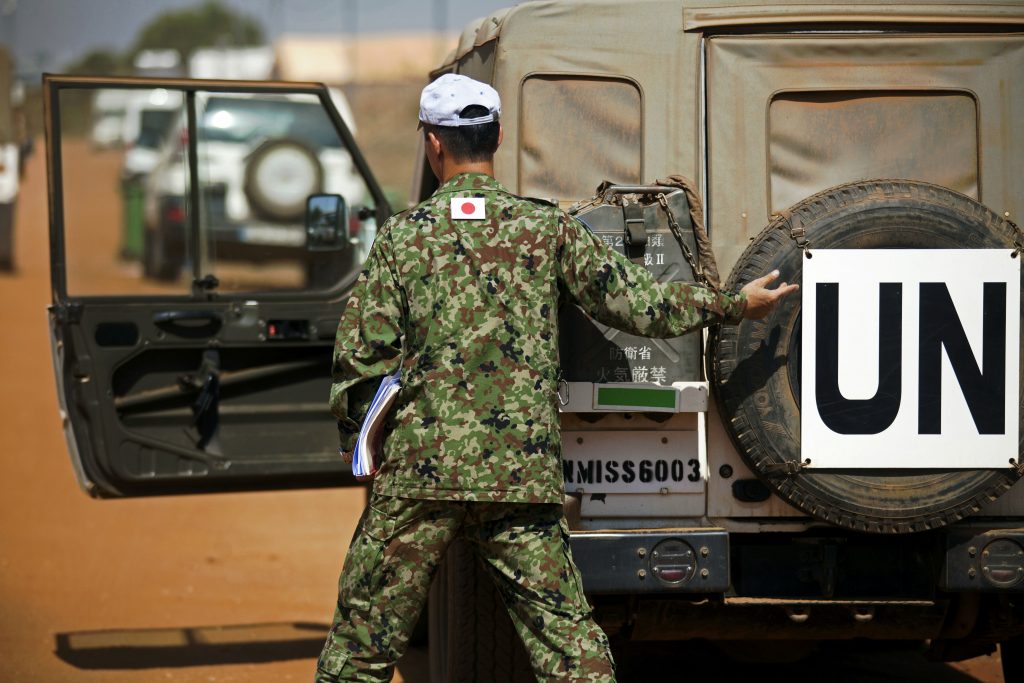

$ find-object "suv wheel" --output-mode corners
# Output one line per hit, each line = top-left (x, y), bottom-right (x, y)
(0, 201), (14, 271)
(428, 539), (533, 683)
(305, 253), (337, 290)
(143, 223), (184, 282)
(1002, 635), (1023, 682)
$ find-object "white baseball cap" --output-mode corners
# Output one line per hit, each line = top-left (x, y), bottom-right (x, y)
(419, 74), (501, 127)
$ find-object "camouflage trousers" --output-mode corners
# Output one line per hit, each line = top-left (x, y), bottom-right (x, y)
(315, 493), (616, 682)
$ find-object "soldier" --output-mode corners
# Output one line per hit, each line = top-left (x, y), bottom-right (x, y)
(316, 73), (797, 682)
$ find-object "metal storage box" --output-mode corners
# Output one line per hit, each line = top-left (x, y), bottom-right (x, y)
(560, 187), (702, 385)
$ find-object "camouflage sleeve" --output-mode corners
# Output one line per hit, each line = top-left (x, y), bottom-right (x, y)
(329, 228), (405, 452)
(555, 212), (746, 336)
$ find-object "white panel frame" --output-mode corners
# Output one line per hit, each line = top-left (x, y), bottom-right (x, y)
(802, 249), (1020, 469)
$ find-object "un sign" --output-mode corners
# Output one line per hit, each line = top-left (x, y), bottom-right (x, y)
(801, 249), (1020, 469)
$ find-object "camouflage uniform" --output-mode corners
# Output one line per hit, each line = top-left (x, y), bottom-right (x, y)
(317, 172), (746, 682)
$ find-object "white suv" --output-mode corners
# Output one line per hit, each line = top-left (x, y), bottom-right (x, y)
(142, 90), (368, 284)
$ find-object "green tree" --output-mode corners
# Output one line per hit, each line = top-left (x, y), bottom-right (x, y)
(65, 48), (130, 76)
(131, 1), (265, 65)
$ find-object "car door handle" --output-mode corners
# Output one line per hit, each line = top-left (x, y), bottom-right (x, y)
(153, 311), (223, 338)
(153, 310), (222, 325)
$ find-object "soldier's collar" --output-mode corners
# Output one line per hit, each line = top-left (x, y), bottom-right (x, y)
(433, 172), (508, 197)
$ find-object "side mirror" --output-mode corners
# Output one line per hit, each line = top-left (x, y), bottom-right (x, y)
(306, 194), (348, 250)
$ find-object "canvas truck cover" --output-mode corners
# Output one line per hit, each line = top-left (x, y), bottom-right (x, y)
(428, 0), (1024, 527)
(437, 0), (1024, 271)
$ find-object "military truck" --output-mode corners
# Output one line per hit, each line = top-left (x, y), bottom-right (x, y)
(0, 46), (30, 272)
(43, 1), (1024, 681)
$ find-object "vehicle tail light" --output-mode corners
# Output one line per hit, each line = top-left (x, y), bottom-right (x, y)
(164, 203), (186, 223)
(650, 539), (697, 586)
(981, 539), (1024, 588)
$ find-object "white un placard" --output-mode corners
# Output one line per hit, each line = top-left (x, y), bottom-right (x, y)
(801, 249), (1019, 469)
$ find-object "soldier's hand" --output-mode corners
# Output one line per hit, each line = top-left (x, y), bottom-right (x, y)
(740, 270), (799, 319)
(340, 450), (353, 465)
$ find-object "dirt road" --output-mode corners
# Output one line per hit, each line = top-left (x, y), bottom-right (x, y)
(0, 143), (1007, 682)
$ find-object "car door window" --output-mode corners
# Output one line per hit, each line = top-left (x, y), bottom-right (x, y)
(192, 91), (375, 293)
(59, 87), (188, 296)
(57, 84), (376, 297)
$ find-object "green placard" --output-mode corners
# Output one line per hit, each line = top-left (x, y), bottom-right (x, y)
(596, 386), (676, 410)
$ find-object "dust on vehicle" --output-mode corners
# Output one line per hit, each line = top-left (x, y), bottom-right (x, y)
(417, 2), (1024, 681)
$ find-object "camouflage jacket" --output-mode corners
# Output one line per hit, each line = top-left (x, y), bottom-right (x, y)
(330, 172), (746, 504)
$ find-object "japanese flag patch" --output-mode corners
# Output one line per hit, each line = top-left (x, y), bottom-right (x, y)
(451, 197), (486, 220)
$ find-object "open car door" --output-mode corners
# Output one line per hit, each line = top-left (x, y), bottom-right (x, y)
(44, 75), (392, 497)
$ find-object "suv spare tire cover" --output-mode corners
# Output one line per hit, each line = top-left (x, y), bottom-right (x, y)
(709, 180), (1022, 533)
(244, 138), (324, 222)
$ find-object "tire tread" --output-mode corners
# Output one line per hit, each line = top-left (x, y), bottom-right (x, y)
(710, 179), (1022, 533)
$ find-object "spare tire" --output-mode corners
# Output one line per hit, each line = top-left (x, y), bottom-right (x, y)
(709, 180), (1023, 533)
(244, 138), (323, 222)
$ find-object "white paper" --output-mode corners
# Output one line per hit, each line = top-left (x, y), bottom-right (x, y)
(352, 371), (402, 479)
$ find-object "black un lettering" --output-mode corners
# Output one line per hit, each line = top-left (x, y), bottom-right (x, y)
(918, 282), (1006, 435)
(815, 281), (1006, 436)
(815, 282), (903, 434)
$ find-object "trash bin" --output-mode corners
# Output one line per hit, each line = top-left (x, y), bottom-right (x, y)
(121, 176), (144, 261)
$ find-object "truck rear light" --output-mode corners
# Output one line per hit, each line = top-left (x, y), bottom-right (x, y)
(981, 538), (1024, 588)
(164, 203), (185, 223)
(656, 568), (687, 582)
(651, 539), (696, 586)
(943, 530), (1024, 591)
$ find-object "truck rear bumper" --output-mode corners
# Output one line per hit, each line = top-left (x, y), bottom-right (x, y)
(569, 525), (1024, 595)
(569, 529), (730, 594)
(569, 525), (1024, 642)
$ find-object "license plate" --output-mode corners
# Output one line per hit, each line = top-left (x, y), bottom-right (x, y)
(239, 225), (305, 247)
(562, 430), (703, 494)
